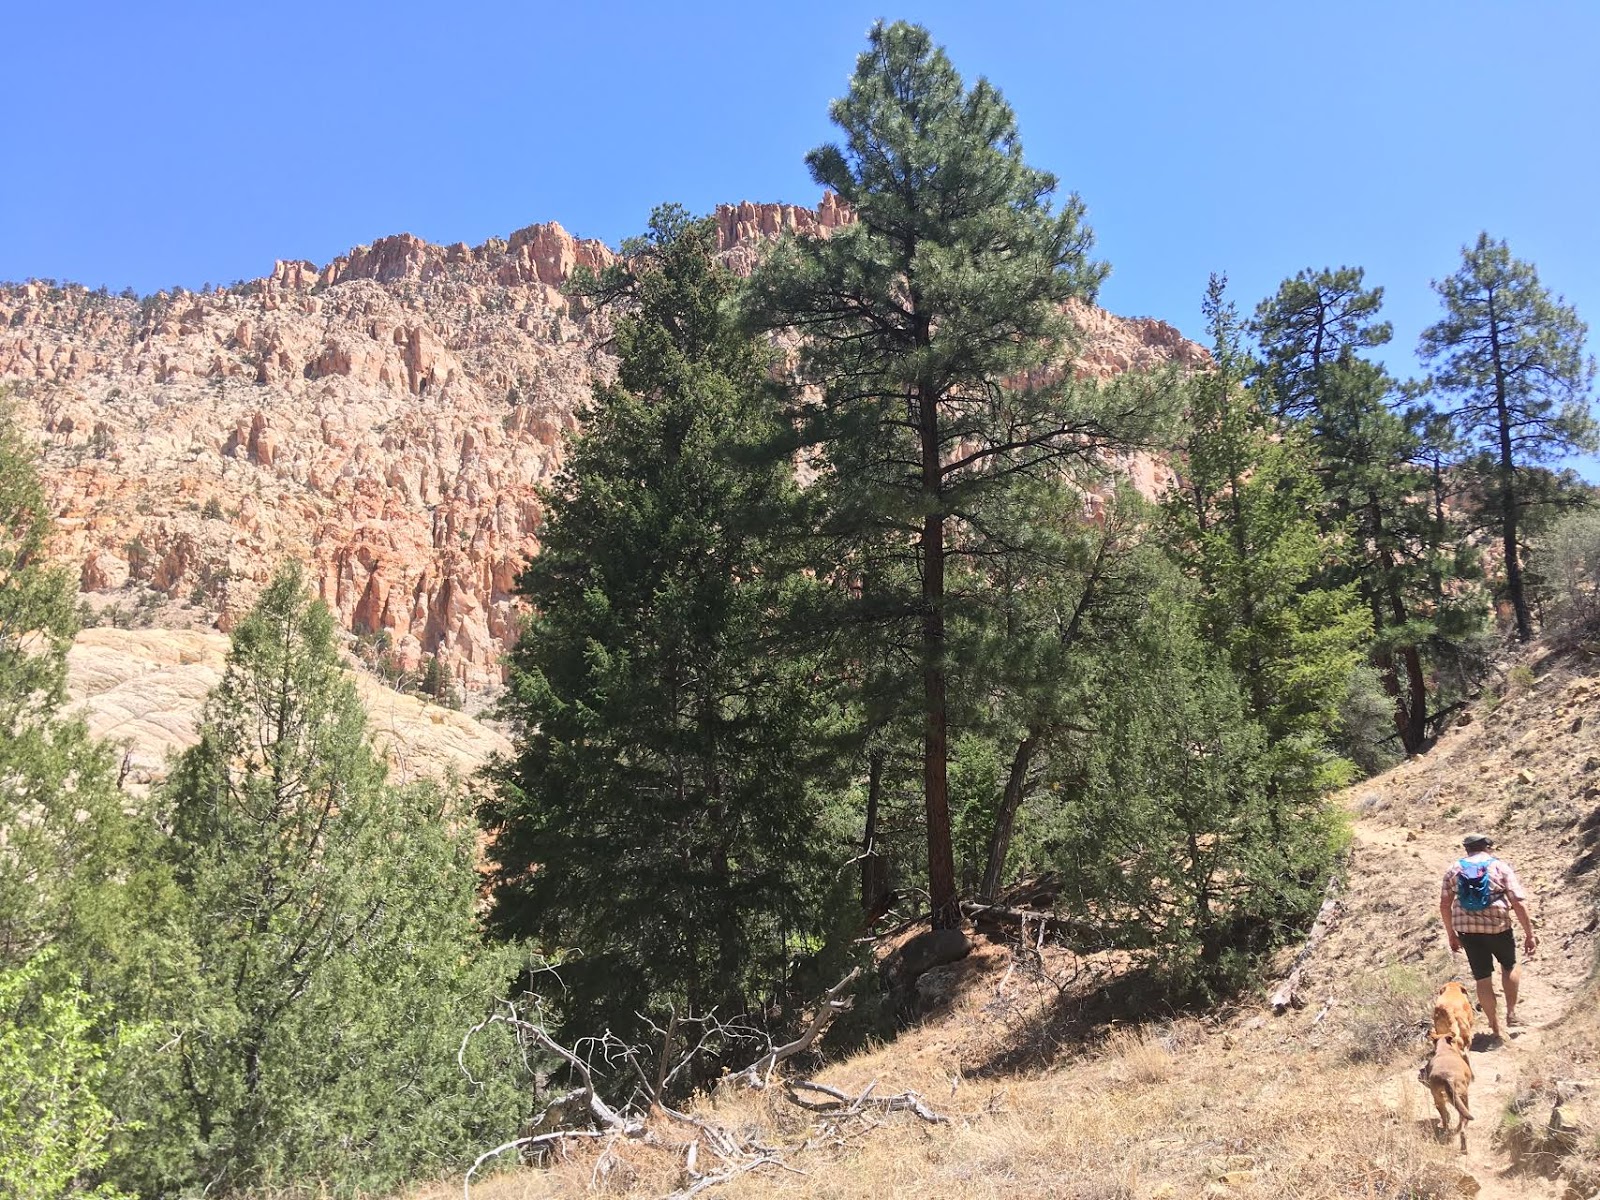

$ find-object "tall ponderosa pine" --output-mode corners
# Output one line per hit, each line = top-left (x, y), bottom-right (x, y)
(748, 21), (1154, 928)
(150, 563), (522, 1196)
(482, 208), (837, 1057)
(1254, 269), (1484, 753)
(1419, 233), (1598, 641)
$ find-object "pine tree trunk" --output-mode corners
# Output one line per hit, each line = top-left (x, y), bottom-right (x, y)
(1400, 644), (1428, 751)
(917, 363), (959, 928)
(1372, 496), (1428, 755)
(921, 504), (958, 929)
(979, 733), (1036, 902)
(860, 748), (888, 914)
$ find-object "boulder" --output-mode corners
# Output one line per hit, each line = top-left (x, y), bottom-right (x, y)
(889, 928), (972, 985)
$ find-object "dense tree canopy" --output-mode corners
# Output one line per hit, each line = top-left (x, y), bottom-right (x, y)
(482, 208), (842, 1062)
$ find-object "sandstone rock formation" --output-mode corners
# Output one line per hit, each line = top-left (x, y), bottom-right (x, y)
(66, 627), (509, 793)
(3, 200), (1205, 694)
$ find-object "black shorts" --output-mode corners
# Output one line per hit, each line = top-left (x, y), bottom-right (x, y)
(1460, 929), (1516, 980)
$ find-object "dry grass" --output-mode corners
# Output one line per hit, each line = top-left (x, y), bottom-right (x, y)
(394, 646), (1600, 1200)
(1341, 964), (1436, 1064)
(397, 1006), (1479, 1200)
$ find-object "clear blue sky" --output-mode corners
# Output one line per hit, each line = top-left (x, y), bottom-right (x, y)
(5, 2), (1597, 406)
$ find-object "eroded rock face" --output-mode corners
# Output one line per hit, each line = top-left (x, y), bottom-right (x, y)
(4, 200), (1204, 692)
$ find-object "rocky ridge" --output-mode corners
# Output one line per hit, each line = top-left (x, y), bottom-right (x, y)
(2, 200), (1205, 692)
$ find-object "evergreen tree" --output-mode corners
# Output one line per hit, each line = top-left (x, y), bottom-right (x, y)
(1252, 266), (1392, 421)
(481, 208), (839, 1062)
(0, 403), (134, 965)
(1419, 233), (1598, 641)
(1048, 557), (1344, 997)
(0, 404), (153, 1199)
(1167, 276), (1368, 817)
(964, 483), (1154, 901)
(144, 563), (523, 1196)
(1255, 269), (1486, 753)
(748, 21), (1155, 928)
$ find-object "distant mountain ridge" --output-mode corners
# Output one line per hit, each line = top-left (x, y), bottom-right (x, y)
(0, 199), (1205, 692)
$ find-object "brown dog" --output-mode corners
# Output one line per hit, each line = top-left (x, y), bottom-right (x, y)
(1431, 980), (1475, 1050)
(1422, 1033), (1474, 1151)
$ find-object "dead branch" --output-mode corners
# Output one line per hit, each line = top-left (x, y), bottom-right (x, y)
(1269, 869), (1344, 1014)
(462, 1129), (607, 1198)
(785, 1078), (949, 1124)
(960, 901), (1098, 943)
(666, 1156), (784, 1200)
(730, 966), (862, 1088)
(461, 967), (950, 1200)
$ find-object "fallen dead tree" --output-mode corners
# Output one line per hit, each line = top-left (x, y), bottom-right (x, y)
(960, 900), (1099, 944)
(459, 965), (947, 1199)
(1269, 867), (1344, 1014)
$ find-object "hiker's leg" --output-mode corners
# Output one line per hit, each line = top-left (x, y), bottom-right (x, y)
(1474, 975), (1500, 1036)
(1492, 930), (1520, 1027)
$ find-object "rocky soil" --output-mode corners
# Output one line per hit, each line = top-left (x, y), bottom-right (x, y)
(3, 200), (1205, 695)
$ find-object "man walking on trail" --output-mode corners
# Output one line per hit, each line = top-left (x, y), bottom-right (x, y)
(1440, 833), (1537, 1040)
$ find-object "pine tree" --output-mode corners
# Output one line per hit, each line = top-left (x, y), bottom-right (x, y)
(1167, 278), (1368, 795)
(1419, 233), (1598, 641)
(1254, 269), (1486, 753)
(481, 208), (838, 1061)
(146, 563), (523, 1196)
(747, 21), (1155, 928)
(1253, 266), (1392, 421)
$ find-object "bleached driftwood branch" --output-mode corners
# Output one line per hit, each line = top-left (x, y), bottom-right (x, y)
(730, 966), (862, 1088)
(784, 1078), (949, 1124)
(1270, 869), (1344, 1014)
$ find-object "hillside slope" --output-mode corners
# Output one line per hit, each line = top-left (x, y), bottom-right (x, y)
(415, 646), (1600, 1200)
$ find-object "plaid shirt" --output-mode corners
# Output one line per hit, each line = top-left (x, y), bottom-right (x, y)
(1441, 854), (1527, 935)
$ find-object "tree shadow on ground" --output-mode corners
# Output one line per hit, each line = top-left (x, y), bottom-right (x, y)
(965, 958), (1210, 1078)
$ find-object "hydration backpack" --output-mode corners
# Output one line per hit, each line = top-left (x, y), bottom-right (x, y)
(1456, 857), (1499, 912)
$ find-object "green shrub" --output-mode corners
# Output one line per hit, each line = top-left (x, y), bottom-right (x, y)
(0, 954), (134, 1200)
(1539, 509), (1600, 640)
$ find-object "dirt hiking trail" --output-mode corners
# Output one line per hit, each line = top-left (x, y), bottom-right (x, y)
(1306, 656), (1600, 1199)
(1352, 814), (1585, 1199)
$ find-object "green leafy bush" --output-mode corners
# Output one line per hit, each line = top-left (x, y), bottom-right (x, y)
(0, 954), (133, 1200)
(1539, 509), (1600, 640)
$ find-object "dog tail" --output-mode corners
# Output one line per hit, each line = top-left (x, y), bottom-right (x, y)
(1442, 1078), (1473, 1123)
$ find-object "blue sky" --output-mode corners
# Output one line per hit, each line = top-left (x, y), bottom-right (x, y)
(5, 2), (1597, 407)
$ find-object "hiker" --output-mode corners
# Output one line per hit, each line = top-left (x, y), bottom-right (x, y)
(1439, 833), (1537, 1040)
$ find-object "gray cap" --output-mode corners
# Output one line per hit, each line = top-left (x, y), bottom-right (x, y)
(1462, 832), (1494, 850)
